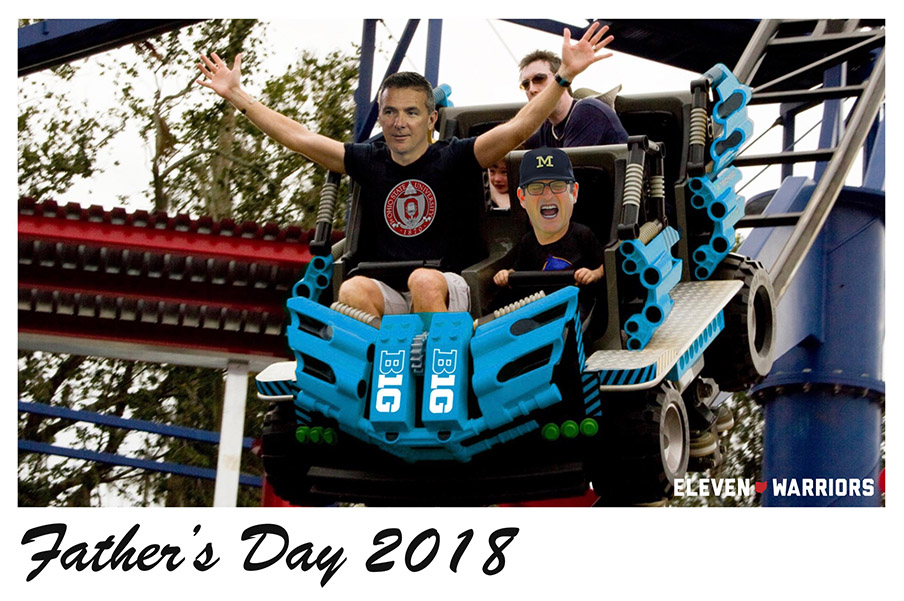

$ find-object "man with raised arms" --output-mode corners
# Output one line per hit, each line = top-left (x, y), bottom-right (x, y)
(197, 22), (615, 317)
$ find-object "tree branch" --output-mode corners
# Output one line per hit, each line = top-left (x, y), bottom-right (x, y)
(160, 146), (292, 182)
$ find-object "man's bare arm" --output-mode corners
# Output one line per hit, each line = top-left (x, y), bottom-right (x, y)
(473, 22), (614, 168)
(197, 52), (347, 174)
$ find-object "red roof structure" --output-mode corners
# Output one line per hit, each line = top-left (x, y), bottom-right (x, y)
(18, 197), (339, 371)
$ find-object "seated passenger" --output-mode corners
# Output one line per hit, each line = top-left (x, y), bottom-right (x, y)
(518, 49), (628, 149)
(487, 158), (511, 209)
(196, 24), (616, 318)
(494, 147), (605, 316)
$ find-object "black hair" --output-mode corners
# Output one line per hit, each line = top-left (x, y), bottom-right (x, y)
(378, 71), (435, 113)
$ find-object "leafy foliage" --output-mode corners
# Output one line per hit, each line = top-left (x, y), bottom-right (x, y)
(17, 19), (359, 506)
(18, 79), (125, 199)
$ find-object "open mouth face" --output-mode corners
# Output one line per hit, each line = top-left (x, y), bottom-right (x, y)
(519, 180), (577, 243)
(539, 203), (560, 219)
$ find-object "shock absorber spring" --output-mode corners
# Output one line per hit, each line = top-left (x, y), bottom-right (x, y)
(473, 291), (547, 330)
(330, 301), (380, 328)
(638, 219), (663, 245)
(622, 163), (645, 211)
(311, 172), (341, 256)
(317, 179), (339, 224)
(649, 174), (665, 201)
(689, 106), (709, 148)
(494, 290), (546, 319)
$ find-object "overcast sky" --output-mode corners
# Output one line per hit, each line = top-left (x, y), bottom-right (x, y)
(19, 17), (822, 212)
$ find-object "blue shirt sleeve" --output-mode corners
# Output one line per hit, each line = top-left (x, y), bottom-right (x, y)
(564, 99), (629, 147)
(523, 128), (543, 150)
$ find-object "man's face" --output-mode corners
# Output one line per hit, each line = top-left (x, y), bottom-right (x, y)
(518, 179), (579, 243)
(378, 87), (437, 164)
(519, 59), (554, 102)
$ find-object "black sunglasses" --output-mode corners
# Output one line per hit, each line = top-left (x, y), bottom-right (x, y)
(523, 180), (571, 195)
(519, 72), (549, 91)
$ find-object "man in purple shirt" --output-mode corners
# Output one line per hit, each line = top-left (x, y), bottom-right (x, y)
(518, 49), (628, 149)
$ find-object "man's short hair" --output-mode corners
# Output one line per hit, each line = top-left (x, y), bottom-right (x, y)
(378, 71), (436, 114)
(518, 50), (561, 74)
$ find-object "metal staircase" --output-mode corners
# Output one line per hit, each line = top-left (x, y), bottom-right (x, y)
(727, 19), (885, 507)
(730, 19), (885, 299)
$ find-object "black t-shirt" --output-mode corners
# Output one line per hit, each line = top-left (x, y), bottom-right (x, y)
(514, 222), (605, 273)
(512, 222), (605, 319)
(524, 97), (628, 149)
(343, 137), (484, 275)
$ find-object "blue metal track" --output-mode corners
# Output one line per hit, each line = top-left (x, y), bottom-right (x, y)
(18, 400), (261, 488)
(19, 400), (255, 448)
(18, 440), (262, 487)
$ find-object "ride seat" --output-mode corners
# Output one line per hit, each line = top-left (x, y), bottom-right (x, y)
(463, 144), (632, 333)
(616, 91), (694, 227)
(333, 139), (488, 300)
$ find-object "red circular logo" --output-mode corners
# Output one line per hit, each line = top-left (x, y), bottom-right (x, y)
(384, 179), (437, 237)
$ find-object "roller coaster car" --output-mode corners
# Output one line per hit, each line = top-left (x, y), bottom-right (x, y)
(255, 64), (777, 506)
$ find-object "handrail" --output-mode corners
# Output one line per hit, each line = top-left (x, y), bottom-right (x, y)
(769, 49), (885, 300)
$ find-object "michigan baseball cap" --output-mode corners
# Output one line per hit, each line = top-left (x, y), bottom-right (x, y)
(519, 147), (575, 187)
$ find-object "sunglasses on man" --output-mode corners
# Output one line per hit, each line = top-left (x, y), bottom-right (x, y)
(519, 72), (549, 91)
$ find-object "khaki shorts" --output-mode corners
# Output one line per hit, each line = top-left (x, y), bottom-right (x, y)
(373, 272), (470, 315)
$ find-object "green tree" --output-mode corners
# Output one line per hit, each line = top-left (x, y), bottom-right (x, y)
(673, 391), (765, 507)
(17, 19), (359, 506)
(18, 66), (126, 201)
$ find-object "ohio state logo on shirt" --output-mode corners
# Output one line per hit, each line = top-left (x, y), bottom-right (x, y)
(384, 179), (437, 237)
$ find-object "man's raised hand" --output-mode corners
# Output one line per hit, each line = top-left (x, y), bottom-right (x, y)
(196, 52), (243, 100)
(559, 22), (615, 81)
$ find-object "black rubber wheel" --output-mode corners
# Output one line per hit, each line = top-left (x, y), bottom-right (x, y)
(260, 401), (315, 505)
(703, 254), (776, 391)
(590, 382), (690, 505)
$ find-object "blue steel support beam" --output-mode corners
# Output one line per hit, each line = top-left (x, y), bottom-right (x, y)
(780, 103), (797, 181)
(18, 19), (200, 77)
(354, 20), (378, 142)
(862, 112), (885, 190)
(502, 18), (594, 38)
(424, 19), (443, 87)
(505, 18), (757, 75)
(356, 19), (421, 142)
(813, 63), (845, 183)
(19, 440), (262, 488)
(19, 400), (255, 448)
(752, 190), (884, 506)
(864, 114), (879, 181)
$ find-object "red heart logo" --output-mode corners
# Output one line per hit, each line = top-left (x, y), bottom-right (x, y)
(755, 481), (768, 494)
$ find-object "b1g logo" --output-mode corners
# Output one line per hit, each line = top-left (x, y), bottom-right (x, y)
(376, 350), (406, 413)
(384, 179), (437, 237)
(428, 349), (457, 414)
